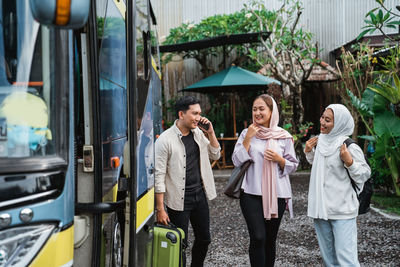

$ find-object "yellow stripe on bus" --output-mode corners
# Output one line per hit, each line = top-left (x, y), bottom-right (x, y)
(101, 183), (119, 224)
(29, 225), (74, 267)
(151, 57), (162, 79)
(136, 187), (155, 232)
(113, 0), (126, 19)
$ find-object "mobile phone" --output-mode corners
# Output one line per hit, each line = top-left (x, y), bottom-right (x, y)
(198, 121), (210, 131)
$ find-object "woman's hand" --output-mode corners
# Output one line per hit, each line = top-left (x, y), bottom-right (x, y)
(340, 144), (353, 167)
(264, 149), (285, 169)
(243, 124), (260, 151)
(245, 124), (260, 139)
(305, 136), (318, 153)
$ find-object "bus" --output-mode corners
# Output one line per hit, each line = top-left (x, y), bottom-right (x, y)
(0, 0), (162, 266)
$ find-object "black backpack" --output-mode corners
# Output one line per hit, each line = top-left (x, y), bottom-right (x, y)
(343, 138), (373, 215)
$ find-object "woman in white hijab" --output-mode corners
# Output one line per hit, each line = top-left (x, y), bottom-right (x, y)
(304, 104), (370, 267)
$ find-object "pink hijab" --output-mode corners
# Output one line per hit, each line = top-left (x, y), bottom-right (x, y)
(254, 95), (293, 220)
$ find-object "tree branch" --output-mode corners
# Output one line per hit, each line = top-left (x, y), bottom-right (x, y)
(290, 9), (302, 35)
(379, 3), (400, 18)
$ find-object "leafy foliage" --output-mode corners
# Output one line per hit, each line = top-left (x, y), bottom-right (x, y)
(336, 43), (375, 140)
(163, 10), (276, 45)
(245, 0), (320, 133)
(369, 156), (393, 190)
(367, 46), (400, 105)
(349, 87), (400, 195)
(207, 101), (228, 137)
(161, 5), (279, 137)
(162, 8), (276, 73)
(372, 193), (400, 215)
(283, 121), (313, 151)
(357, 0), (400, 41)
(345, 1), (400, 196)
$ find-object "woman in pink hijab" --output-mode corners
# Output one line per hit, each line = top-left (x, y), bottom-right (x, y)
(232, 94), (299, 267)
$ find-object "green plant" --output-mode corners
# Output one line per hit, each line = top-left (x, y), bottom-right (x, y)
(336, 43), (375, 141)
(369, 156), (393, 192)
(162, 8), (276, 75)
(283, 121), (313, 152)
(367, 45), (400, 107)
(347, 1), (400, 196)
(279, 99), (293, 126)
(205, 96), (228, 137)
(348, 88), (400, 196)
(245, 0), (320, 131)
(367, 46), (400, 196)
(163, 10), (276, 45)
(162, 96), (179, 129)
(371, 193), (400, 215)
(357, 0), (400, 41)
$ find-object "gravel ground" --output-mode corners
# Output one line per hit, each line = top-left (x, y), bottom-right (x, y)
(186, 172), (400, 267)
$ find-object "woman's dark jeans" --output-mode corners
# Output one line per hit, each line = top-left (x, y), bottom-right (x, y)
(167, 188), (211, 267)
(240, 193), (286, 267)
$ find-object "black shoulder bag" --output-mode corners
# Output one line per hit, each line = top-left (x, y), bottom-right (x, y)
(224, 160), (253, 199)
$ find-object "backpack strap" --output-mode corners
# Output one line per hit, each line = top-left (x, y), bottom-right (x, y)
(343, 138), (360, 193)
(344, 137), (357, 148)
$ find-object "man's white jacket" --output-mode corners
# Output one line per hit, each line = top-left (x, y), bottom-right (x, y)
(155, 121), (220, 211)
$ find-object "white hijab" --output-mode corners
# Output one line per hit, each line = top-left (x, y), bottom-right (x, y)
(308, 104), (354, 219)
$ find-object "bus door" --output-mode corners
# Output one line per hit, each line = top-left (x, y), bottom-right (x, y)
(126, 0), (156, 265)
(123, 0), (162, 266)
(74, 0), (128, 266)
(73, 0), (161, 266)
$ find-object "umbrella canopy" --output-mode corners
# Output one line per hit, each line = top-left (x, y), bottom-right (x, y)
(183, 65), (280, 93)
(182, 66), (281, 137)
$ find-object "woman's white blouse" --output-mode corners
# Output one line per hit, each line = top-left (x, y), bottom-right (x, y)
(232, 129), (299, 197)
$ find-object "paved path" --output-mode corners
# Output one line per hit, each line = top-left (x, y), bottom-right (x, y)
(185, 170), (400, 266)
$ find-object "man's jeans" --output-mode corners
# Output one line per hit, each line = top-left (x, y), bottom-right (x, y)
(167, 187), (211, 267)
(314, 218), (360, 267)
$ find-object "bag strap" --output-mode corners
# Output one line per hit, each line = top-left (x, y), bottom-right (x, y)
(344, 137), (356, 148)
(343, 138), (360, 193)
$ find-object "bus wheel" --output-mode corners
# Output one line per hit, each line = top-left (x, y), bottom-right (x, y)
(112, 221), (122, 267)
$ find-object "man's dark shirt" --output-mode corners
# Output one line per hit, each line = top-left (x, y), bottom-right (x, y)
(181, 131), (202, 193)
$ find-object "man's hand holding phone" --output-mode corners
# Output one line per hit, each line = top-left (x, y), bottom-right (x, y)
(198, 121), (210, 131)
(198, 117), (213, 134)
(198, 117), (220, 149)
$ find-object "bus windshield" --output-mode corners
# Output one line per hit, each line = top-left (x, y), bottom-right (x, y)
(0, 0), (62, 159)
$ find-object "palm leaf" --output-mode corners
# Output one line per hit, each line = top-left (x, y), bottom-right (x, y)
(347, 90), (374, 117)
(368, 78), (400, 104)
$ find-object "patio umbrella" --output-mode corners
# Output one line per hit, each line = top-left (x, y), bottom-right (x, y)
(182, 65), (280, 134)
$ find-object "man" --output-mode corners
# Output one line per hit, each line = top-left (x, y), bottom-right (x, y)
(155, 95), (220, 267)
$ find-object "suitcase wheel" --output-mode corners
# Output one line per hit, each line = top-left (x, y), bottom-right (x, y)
(166, 232), (177, 244)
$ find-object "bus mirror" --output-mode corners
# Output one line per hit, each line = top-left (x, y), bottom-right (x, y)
(29, 0), (90, 29)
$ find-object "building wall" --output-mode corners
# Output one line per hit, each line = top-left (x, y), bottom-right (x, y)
(151, 0), (399, 121)
(153, 0), (398, 62)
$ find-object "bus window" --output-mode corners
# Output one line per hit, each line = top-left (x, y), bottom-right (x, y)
(136, 0), (151, 131)
(97, 0), (127, 196)
(0, 1), (63, 160)
(136, 0), (154, 199)
(137, 96), (154, 198)
(136, 0), (149, 82)
(98, 0), (127, 141)
(149, 8), (163, 137)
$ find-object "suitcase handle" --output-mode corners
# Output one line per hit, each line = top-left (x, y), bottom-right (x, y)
(154, 222), (178, 229)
